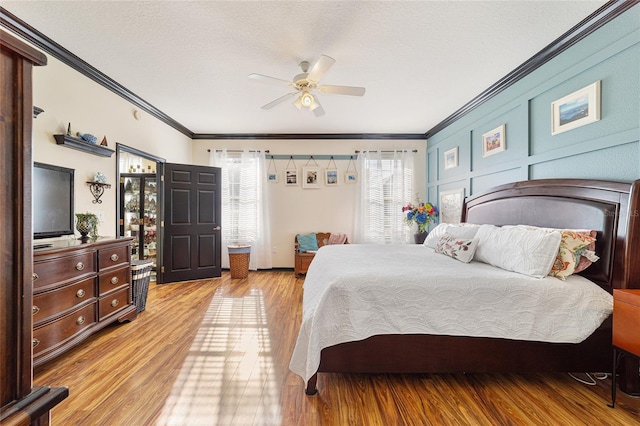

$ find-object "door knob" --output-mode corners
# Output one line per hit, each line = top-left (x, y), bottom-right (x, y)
(213, 226), (221, 231)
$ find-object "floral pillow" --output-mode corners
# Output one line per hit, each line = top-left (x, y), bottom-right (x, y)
(513, 225), (598, 279)
(548, 230), (597, 280)
(434, 233), (479, 263)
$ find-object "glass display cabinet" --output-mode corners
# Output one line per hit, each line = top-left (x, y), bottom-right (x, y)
(120, 173), (157, 268)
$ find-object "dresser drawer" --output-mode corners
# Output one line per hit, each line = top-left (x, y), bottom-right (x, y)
(98, 244), (130, 271)
(33, 277), (96, 324)
(33, 302), (96, 357)
(99, 287), (130, 321)
(98, 266), (130, 296)
(33, 252), (96, 289)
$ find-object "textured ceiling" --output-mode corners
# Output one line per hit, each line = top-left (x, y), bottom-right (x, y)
(2, 1), (607, 135)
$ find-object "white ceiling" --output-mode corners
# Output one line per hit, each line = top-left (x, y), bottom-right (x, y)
(2, 1), (607, 135)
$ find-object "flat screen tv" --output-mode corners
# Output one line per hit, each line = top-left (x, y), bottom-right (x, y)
(33, 162), (75, 240)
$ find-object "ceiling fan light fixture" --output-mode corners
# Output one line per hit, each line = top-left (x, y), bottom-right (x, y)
(300, 91), (314, 108)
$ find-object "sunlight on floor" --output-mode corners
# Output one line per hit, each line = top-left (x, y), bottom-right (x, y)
(157, 288), (281, 425)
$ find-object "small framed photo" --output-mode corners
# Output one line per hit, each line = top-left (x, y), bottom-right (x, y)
(325, 169), (338, 186)
(285, 169), (298, 186)
(267, 172), (278, 183)
(344, 172), (357, 184)
(443, 147), (458, 170)
(551, 81), (601, 135)
(302, 166), (320, 189)
(482, 124), (506, 158)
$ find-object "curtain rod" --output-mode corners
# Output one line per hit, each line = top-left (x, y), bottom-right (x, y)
(354, 149), (418, 153)
(207, 149), (270, 153)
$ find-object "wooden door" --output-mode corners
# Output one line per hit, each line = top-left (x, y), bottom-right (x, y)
(161, 163), (221, 283)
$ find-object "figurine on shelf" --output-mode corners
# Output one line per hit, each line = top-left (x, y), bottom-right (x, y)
(66, 122), (72, 135)
(100, 136), (108, 147)
(76, 132), (97, 144)
(94, 172), (107, 183)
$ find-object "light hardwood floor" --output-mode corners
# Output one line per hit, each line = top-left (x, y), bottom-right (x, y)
(35, 271), (639, 425)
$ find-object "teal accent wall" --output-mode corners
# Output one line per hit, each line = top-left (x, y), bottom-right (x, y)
(426, 5), (640, 213)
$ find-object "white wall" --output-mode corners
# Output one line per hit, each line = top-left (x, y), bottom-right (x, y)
(192, 139), (427, 267)
(31, 54), (192, 241)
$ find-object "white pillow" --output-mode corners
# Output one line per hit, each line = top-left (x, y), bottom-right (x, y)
(434, 233), (479, 263)
(423, 223), (480, 248)
(474, 224), (562, 278)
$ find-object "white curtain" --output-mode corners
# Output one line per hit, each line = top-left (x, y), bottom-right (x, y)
(210, 149), (272, 270)
(354, 150), (415, 244)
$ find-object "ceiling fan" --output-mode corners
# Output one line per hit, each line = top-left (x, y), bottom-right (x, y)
(248, 54), (366, 117)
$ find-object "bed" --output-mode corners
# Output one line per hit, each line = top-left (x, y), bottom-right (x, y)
(290, 178), (640, 395)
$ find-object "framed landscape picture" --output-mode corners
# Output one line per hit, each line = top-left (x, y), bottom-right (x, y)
(551, 81), (600, 135)
(482, 124), (506, 158)
(444, 147), (458, 170)
(325, 169), (338, 186)
(267, 172), (278, 183)
(285, 169), (298, 186)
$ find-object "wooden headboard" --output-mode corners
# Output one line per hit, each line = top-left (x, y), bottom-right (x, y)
(462, 179), (640, 292)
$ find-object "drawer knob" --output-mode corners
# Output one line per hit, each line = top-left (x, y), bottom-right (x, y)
(75, 262), (85, 271)
(110, 253), (119, 262)
(76, 289), (86, 298)
(110, 276), (119, 285)
(32, 305), (40, 315)
(32, 272), (39, 281)
(76, 316), (85, 325)
(111, 299), (119, 307)
(32, 338), (40, 348)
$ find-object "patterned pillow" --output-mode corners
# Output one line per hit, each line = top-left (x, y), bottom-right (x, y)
(513, 226), (598, 279)
(434, 233), (479, 263)
(548, 230), (597, 280)
(424, 223), (480, 249)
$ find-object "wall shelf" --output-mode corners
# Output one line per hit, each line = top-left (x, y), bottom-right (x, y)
(54, 134), (115, 157)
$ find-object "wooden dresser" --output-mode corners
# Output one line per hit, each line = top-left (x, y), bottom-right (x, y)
(33, 237), (137, 367)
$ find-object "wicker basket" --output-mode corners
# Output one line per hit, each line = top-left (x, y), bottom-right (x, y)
(131, 260), (153, 312)
(228, 245), (251, 278)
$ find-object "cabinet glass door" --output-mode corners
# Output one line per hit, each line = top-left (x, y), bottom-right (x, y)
(122, 176), (142, 261)
(143, 177), (157, 267)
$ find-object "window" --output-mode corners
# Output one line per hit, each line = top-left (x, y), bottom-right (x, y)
(355, 151), (414, 244)
(210, 150), (272, 269)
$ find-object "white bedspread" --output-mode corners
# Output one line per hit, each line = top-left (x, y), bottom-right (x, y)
(289, 244), (613, 382)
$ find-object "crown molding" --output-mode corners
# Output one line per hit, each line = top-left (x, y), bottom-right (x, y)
(192, 133), (426, 140)
(424, 0), (638, 139)
(2, 2), (635, 141)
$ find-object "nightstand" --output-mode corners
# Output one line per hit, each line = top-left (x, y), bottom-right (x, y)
(610, 289), (640, 408)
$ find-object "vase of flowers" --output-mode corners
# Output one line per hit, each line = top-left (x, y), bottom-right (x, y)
(402, 198), (438, 244)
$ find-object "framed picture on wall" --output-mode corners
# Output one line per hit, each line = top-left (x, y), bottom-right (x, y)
(302, 166), (321, 189)
(344, 172), (357, 184)
(482, 124), (506, 157)
(444, 147), (458, 170)
(439, 188), (465, 224)
(285, 169), (298, 186)
(551, 81), (601, 135)
(267, 172), (278, 183)
(325, 169), (338, 186)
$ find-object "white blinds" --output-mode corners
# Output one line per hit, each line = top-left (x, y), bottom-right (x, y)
(354, 150), (414, 244)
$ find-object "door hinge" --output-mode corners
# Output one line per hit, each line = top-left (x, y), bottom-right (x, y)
(160, 175), (164, 182)
(160, 220), (164, 227)
(161, 266), (165, 273)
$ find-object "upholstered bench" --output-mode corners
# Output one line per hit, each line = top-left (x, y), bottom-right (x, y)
(294, 232), (348, 277)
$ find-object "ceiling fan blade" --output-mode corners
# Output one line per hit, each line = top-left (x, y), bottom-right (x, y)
(249, 73), (293, 87)
(261, 92), (298, 110)
(311, 96), (325, 117)
(307, 54), (336, 82)
(318, 85), (366, 96)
